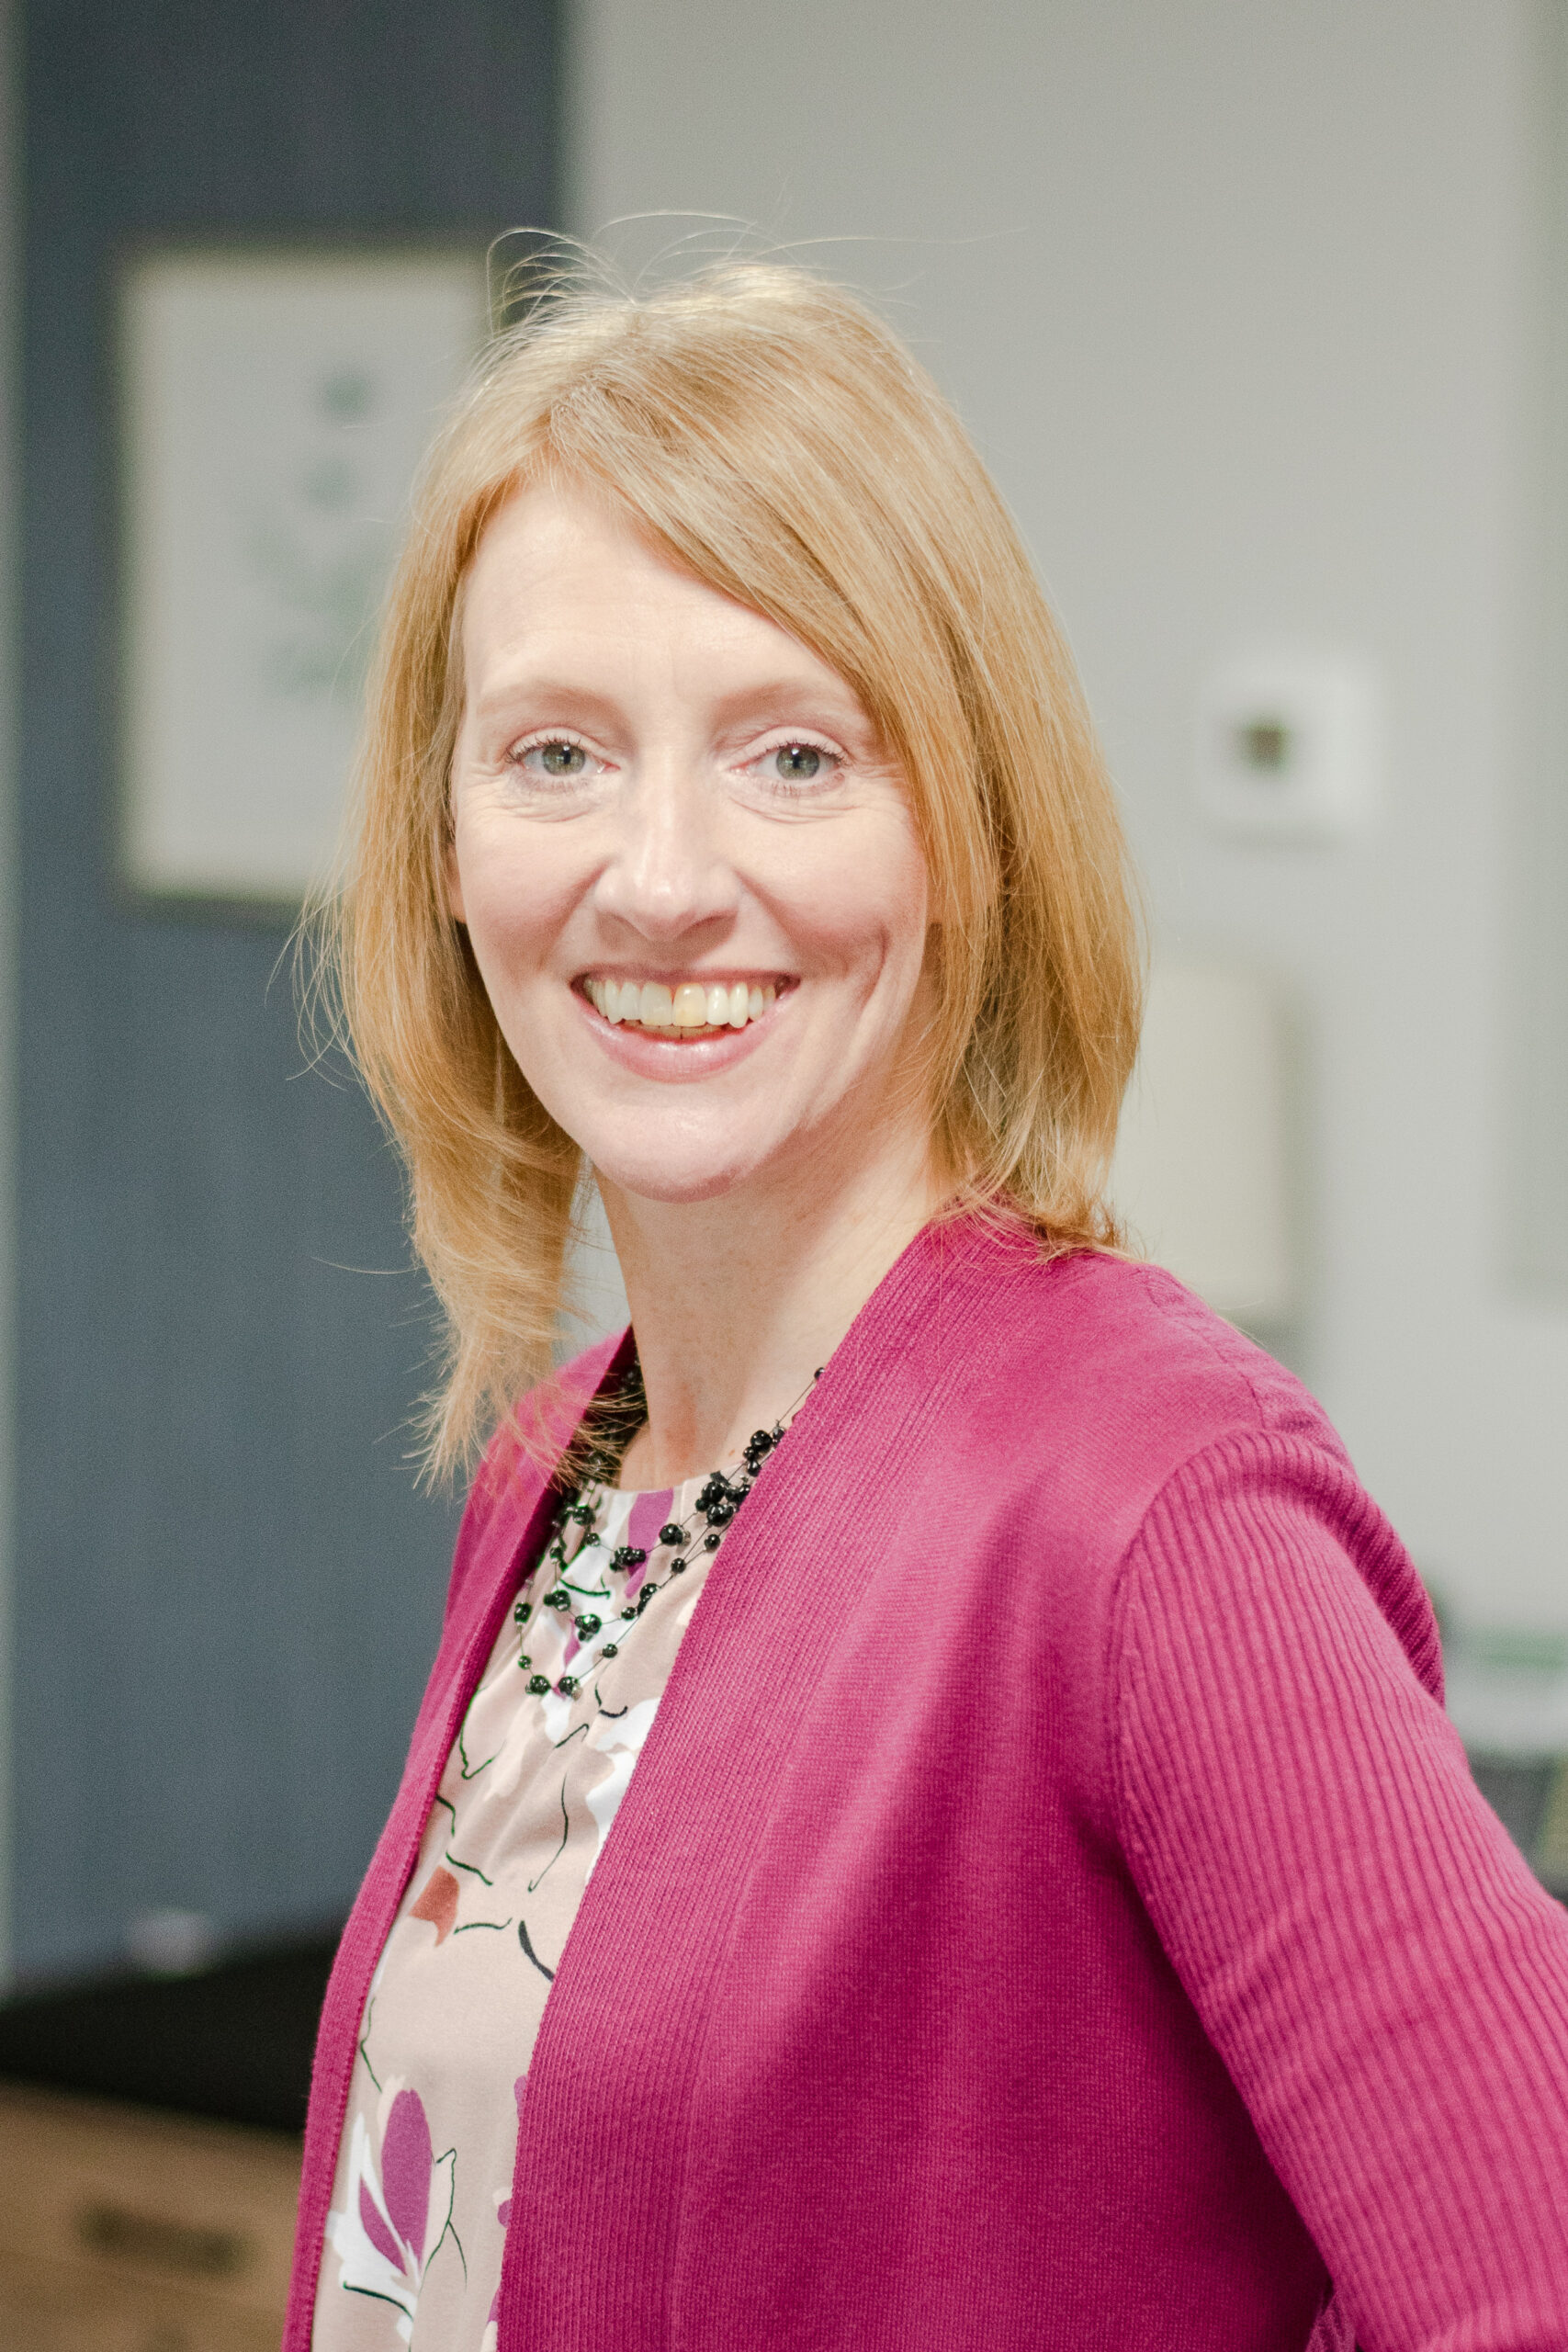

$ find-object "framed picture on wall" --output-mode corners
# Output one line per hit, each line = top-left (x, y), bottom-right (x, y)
(118, 246), (490, 909)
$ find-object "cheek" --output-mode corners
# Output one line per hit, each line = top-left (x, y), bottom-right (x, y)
(777, 822), (930, 979)
(451, 811), (577, 984)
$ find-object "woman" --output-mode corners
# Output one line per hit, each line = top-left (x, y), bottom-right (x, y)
(289, 264), (1568, 2351)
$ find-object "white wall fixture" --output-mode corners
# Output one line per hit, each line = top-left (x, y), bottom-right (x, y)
(1195, 651), (1380, 843)
(126, 1906), (218, 1977)
(1111, 959), (1297, 1326)
(119, 248), (488, 905)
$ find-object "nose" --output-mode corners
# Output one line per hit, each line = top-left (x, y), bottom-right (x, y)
(590, 754), (739, 945)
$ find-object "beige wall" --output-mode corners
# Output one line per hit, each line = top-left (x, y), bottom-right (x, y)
(566, 0), (1568, 1629)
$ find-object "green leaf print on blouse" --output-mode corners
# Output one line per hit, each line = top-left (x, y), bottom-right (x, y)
(326, 2084), (462, 2341)
(405, 1796), (513, 1942)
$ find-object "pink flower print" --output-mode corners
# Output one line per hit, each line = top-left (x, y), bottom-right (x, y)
(626, 1488), (674, 1554)
(326, 2085), (457, 2340)
(622, 1488), (673, 1596)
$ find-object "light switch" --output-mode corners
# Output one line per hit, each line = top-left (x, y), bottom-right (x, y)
(1196, 651), (1380, 842)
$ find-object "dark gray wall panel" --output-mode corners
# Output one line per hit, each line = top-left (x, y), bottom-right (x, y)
(16, 0), (558, 1974)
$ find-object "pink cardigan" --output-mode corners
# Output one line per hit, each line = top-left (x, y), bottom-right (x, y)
(286, 1221), (1568, 2349)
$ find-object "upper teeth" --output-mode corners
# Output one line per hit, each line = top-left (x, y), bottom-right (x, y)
(586, 978), (776, 1032)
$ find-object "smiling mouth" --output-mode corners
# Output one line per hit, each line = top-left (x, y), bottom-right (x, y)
(582, 975), (784, 1038)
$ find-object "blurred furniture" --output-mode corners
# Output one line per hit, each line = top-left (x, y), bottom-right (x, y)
(0, 1934), (336, 2352)
(1445, 1618), (1568, 1898)
(1109, 958), (1297, 1328)
(0, 2085), (299, 2352)
(1467, 1753), (1568, 1897)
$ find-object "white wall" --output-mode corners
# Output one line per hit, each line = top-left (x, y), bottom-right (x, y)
(566, 0), (1568, 1630)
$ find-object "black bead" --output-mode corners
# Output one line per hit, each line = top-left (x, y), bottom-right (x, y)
(612, 1544), (647, 1572)
(621, 1605), (637, 1621)
(513, 1600), (532, 1623)
(602, 1643), (619, 1659)
(669, 1557), (687, 1574)
(658, 1522), (684, 1548)
(749, 1429), (773, 1454)
(527, 1674), (551, 1695)
(705, 1502), (735, 1527)
(557, 1675), (578, 1697)
(637, 1583), (656, 1610)
(574, 1612), (602, 1640)
(546, 1588), (570, 1610)
(517, 1654), (532, 1669)
(704, 1531), (722, 1551)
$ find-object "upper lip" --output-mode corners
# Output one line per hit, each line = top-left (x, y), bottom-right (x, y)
(576, 968), (789, 978)
(577, 970), (794, 988)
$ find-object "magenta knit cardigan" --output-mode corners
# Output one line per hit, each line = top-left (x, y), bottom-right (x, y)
(285, 1221), (1568, 2350)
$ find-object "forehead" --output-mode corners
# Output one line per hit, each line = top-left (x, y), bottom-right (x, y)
(458, 482), (848, 702)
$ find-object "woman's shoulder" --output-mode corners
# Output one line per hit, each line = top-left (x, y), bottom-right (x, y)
(886, 1219), (1343, 1476)
(866, 1222), (1421, 1634)
(921, 1229), (1438, 1689)
(872, 1226), (1440, 1713)
(1045, 1248), (1334, 1452)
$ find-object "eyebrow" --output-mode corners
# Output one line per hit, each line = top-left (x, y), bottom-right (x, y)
(467, 677), (626, 730)
(706, 679), (873, 733)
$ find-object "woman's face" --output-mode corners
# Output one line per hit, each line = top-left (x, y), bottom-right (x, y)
(446, 483), (936, 1207)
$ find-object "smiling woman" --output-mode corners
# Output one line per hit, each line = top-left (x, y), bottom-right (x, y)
(291, 263), (1568, 2352)
(333, 264), (1133, 1476)
(442, 481), (939, 1275)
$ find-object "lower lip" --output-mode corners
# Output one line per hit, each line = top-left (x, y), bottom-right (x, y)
(573, 985), (791, 1078)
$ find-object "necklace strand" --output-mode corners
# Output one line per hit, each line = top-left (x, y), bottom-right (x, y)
(513, 1371), (820, 1699)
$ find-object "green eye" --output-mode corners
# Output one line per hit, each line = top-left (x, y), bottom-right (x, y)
(774, 744), (822, 779)
(539, 741), (587, 776)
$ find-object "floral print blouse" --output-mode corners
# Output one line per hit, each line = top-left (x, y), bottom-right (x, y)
(311, 1467), (723, 2350)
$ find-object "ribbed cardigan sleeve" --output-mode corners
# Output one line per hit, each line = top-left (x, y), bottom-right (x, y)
(1111, 1434), (1568, 2350)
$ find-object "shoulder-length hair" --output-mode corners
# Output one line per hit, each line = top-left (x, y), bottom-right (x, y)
(327, 258), (1141, 1476)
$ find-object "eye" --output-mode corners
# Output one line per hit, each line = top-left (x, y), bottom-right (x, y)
(738, 736), (846, 797)
(521, 739), (588, 777)
(772, 743), (822, 780)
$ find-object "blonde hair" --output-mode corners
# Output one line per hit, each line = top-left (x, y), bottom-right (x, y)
(329, 257), (1141, 1475)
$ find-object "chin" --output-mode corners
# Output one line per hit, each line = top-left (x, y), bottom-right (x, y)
(594, 1158), (763, 1208)
(585, 1131), (784, 1208)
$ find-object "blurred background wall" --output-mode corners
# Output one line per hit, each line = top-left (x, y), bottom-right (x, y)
(4, 0), (558, 1983)
(569, 0), (1568, 1625)
(4, 0), (1568, 1984)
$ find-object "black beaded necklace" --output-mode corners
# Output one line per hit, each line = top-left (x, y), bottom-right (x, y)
(512, 1370), (820, 1700)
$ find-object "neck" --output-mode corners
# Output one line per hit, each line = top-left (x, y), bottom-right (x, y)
(598, 1116), (946, 1491)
